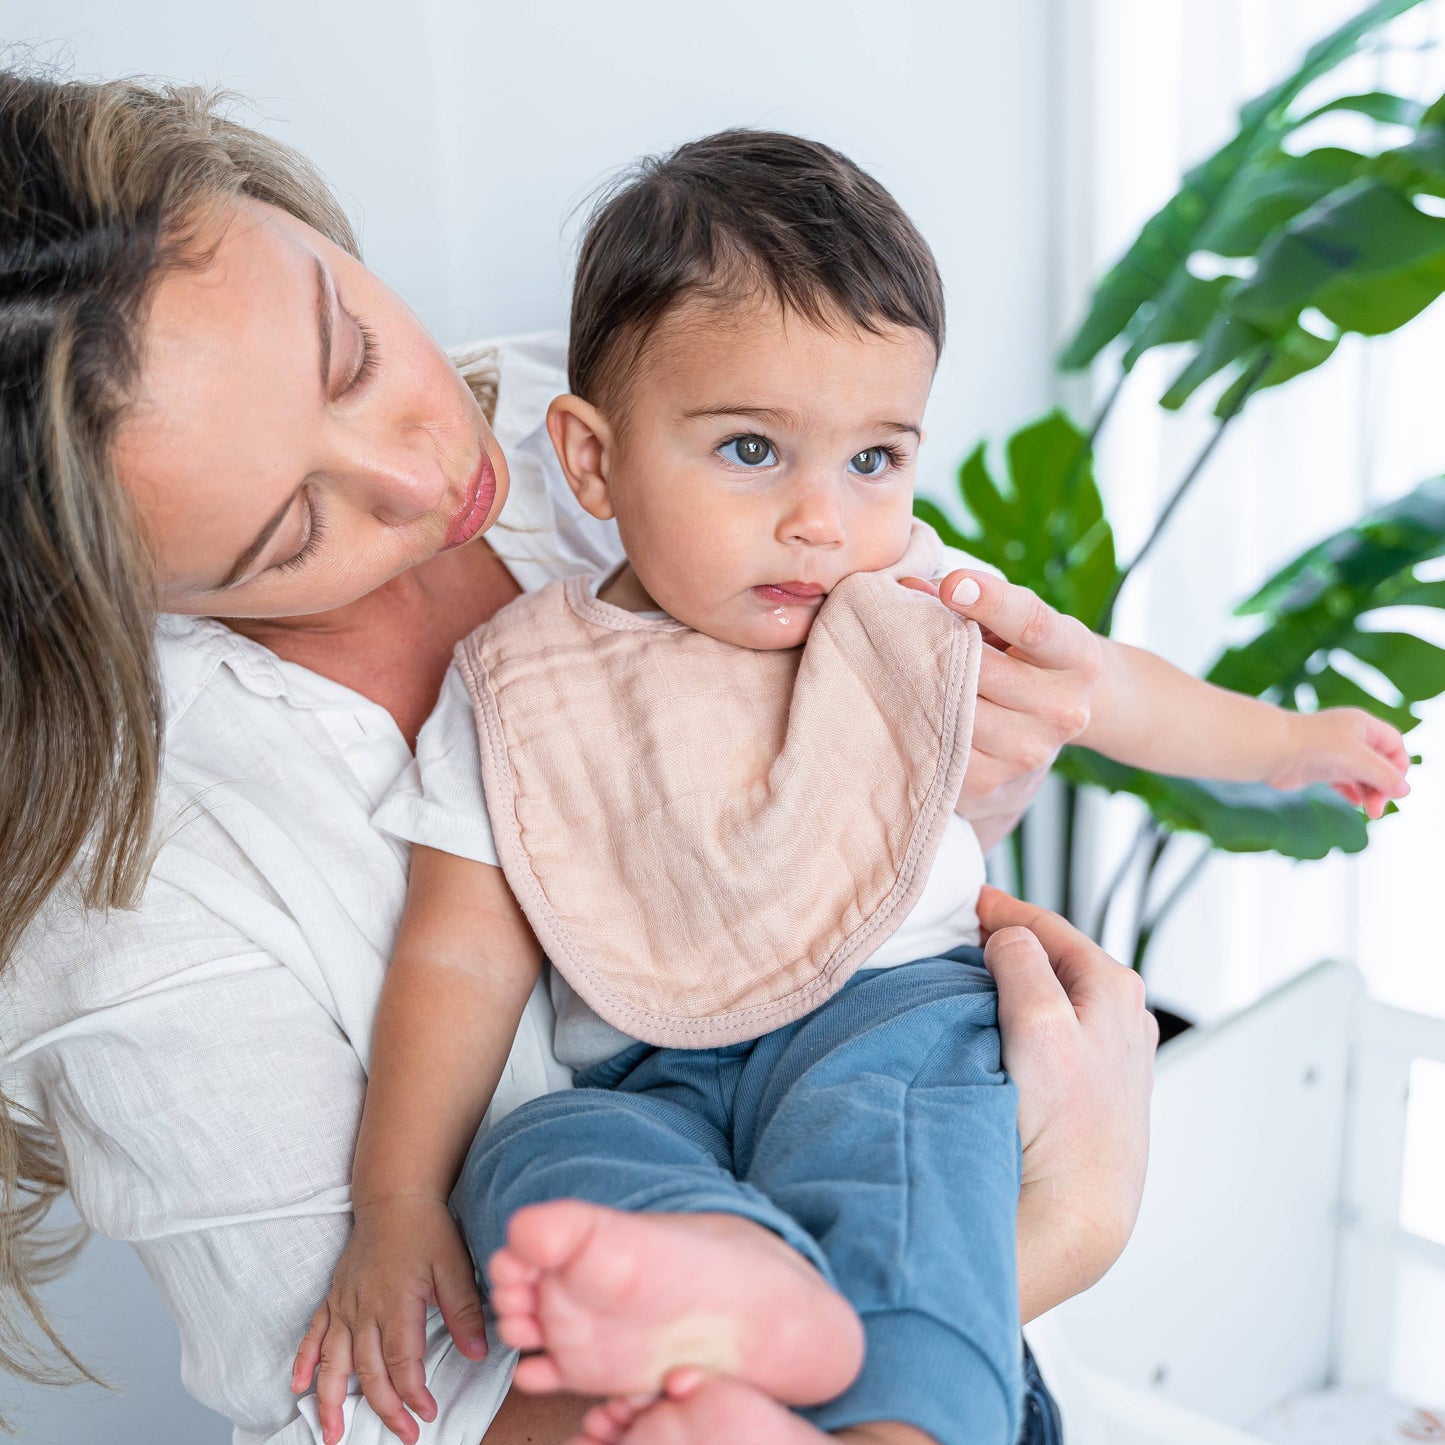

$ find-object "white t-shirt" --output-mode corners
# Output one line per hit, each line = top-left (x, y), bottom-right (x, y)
(375, 562), (988, 1073)
(1, 333), (602, 1445)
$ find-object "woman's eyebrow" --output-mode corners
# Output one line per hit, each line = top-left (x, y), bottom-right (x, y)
(215, 486), (303, 591)
(315, 257), (334, 393)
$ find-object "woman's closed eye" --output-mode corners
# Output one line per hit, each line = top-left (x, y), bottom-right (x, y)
(345, 312), (380, 394)
(273, 492), (328, 575)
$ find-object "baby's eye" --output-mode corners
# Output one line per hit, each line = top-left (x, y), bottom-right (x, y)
(848, 447), (893, 477)
(720, 435), (777, 468)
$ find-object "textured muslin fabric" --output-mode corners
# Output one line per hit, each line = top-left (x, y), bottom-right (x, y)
(455, 522), (984, 1047)
(378, 640), (990, 1071)
(457, 953), (1024, 1445)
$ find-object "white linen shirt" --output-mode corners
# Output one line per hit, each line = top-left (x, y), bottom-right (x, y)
(1, 333), (613, 1445)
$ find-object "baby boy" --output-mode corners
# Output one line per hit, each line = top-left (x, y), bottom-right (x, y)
(298, 130), (1409, 1445)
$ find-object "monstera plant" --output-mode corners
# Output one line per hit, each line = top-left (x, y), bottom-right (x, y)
(920, 0), (1445, 971)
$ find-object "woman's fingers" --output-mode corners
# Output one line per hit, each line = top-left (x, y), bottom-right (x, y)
(981, 920), (1076, 1047)
(977, 885), (1130, 1007)
(938, 570), (1101, 674)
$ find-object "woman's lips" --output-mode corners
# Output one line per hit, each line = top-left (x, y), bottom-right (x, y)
(753, 582), (827, 605)
(443, 450), (497, 549)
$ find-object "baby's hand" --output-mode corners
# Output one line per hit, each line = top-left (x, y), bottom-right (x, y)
(1266, 707), (1411, 819)
(291, 1196), (489, 1445)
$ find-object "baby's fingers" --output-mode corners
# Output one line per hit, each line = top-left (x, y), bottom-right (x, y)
(292, 1303), (328, 1392)
(1352, 735), (1411, 803)
(1363, 712), (1411, 775)
(348, 1320), (422, 1445)
(379, 1302), (437, 1430)
(435, 1252), (489, 1361)
(315, 1318), (355, 1445)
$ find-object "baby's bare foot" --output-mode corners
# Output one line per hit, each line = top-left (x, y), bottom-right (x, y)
(566, 1392), (656, 1445)
(487, 1200), (863, 1403)
(613, 1369), (832, 1444)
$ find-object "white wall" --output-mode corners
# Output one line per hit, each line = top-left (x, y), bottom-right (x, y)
(13, 0), (1062, 503)
(5, 1), (1064, 1437)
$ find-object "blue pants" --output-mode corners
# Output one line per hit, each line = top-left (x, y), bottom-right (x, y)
(456, 952), (1024, 1445)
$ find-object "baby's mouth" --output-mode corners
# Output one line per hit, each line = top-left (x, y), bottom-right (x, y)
(752, 581), (827, 605)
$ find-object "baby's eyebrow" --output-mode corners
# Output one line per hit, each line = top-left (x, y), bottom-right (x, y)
(682, 403), (799, 427)
(682, 405), (921, 440)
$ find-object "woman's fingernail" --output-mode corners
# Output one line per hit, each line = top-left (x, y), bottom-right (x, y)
(950, 578), (982, 606)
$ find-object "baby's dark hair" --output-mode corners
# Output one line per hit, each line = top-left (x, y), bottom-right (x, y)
(567, 129), (945, 413)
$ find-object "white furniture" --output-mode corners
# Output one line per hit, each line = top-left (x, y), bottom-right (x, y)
(1028, 959), (1445, 1443)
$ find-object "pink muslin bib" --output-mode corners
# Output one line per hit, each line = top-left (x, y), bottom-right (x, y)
(455, 524), (983, 1049)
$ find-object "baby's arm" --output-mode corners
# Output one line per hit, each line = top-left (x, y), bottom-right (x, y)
(1080, 638), (1411, 815)
(294, 845), (542, 1445)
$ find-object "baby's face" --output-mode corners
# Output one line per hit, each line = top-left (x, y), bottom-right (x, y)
(591, 297), (935, 650)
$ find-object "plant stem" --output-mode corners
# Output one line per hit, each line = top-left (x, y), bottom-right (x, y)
(1061, 369), (1129, 513)
(1098, 348), (1275, 634)
(1090, 815), (1155, 942)
(1129, 827), (1172, 974)
(1085, 368), (1129, 453)
(1060, 781), (1080, 921)
(1134, 846), (1212, 977)
(1009, 809), (1031, 902)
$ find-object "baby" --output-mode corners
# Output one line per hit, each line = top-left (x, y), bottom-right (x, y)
(296, 131), (1410, 1445)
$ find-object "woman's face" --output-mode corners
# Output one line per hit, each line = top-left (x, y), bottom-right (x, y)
(114, 197), (508, 618)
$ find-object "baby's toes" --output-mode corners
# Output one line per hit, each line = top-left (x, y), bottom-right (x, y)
(490, 1280), (539, 1317)
(495, 1309), (545, 1351)
(488, 1246), (543, 1288)
(572, 1396), (641, 1444)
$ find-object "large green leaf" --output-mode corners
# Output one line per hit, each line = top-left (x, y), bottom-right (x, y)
(1056, 747), (1368, 858)
(1209, 476), (1445, 730)
(1161, 122), (1445, 410)
(1059, 0), (1428, 372)
(1192, 146), (1366, 257)
(1297, 91), (1428, 127)
(915, 412), (1118, 627)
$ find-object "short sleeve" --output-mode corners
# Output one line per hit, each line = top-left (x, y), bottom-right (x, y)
(372, 665), (498, 866)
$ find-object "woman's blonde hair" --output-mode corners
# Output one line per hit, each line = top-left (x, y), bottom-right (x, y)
(0, 69), (494, 1411)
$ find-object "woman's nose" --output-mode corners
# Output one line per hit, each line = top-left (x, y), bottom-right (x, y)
(345, 432), (451, 525)
(777, 478), (846, 548)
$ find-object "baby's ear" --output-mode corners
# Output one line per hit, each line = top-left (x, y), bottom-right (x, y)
(546, 394), (615, 520)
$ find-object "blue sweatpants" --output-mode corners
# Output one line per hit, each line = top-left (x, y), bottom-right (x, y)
(455, 951), (1023, 1445)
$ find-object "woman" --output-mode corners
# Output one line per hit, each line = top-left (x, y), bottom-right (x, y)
(0, 73), (1155, 1445)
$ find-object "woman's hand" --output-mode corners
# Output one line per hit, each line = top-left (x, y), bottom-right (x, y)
(292, 1195), (489, 1445)
(977, 885), (1159, 1320)
(901, 570), (1103, 852)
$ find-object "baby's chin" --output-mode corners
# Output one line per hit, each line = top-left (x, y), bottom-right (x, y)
(702, 605), (822, 652)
